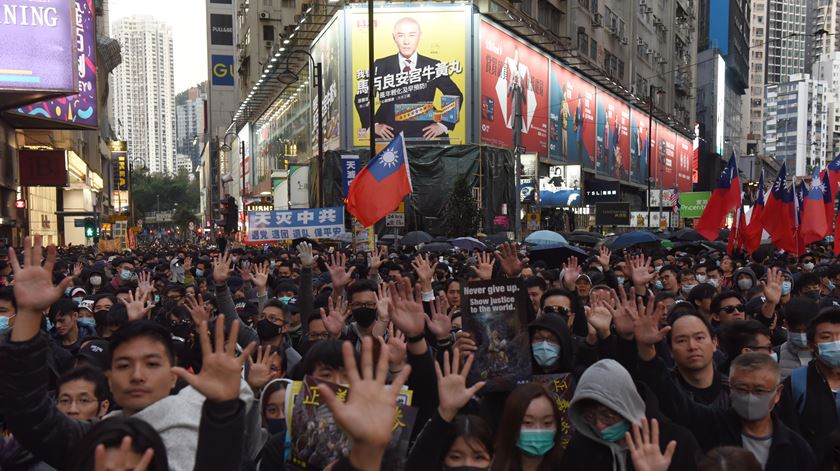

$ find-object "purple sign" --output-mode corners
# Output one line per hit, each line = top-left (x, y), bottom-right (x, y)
(13, 0), (97, 127)
(0, 0), (76, 92)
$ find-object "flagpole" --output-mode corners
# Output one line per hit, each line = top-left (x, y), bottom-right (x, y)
(368, 0), (375, 176)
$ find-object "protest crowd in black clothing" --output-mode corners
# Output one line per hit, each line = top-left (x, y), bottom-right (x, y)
(1, 234), (840, 471)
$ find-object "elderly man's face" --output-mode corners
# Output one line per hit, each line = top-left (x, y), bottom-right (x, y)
(393, 19), (421, 59)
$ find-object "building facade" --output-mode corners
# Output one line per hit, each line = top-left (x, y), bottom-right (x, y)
(111, 15), (176, 175)
(765, 0), (807, 85)
(764, 73), (828, 176)
(742, 0), (768, 155)
(176, 83), (206, 173)
(813, 52), (840, 163)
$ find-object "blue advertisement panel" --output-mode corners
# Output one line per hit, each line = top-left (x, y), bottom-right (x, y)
(548, 61), (596, 168)
(340, 155), (359, 196)
(247, 207), (345, 241)
(211, 55), (234, 86)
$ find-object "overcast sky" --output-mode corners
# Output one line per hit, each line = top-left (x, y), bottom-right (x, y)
(109, 0), (208, 92)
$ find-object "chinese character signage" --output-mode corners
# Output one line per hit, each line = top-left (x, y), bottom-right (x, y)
(340, 154), (359, 196)
(549, 61), (596, 167)
(310, 12), (342, 151)
(12, 0), (98, 128)
(247, 207), (345, 241)
(349, 4), (469, 146)
(583, 179), (619, 204)
(0, 0), (76, 94)
(480, 20), (549, 157)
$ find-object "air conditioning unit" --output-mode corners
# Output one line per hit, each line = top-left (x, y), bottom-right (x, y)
(637, 37), (645, 46)
(646, 48), (654, 55)
(640, 0), (647, 6)
(620, 36), (629, 45)
(592, 13), (603, 27)
(263, 40), (273, 48)
(238, 49), (247, 60)
(259, 11), (271, 19)
(646, 6), (653, 13)
(658, 57), (667, 64)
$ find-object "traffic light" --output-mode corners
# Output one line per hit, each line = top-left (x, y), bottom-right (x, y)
(84, 218), (96, 238)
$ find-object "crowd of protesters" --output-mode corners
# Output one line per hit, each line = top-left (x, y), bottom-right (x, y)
(1, 233), (840, 470)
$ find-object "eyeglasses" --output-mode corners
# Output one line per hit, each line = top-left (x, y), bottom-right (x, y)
(582, 406), (623, 426)
(543, 306), (570, 317)
(308, 332), (332, 341)
(719, 304), (745, 314)
(731, 384), (776, 395)
(350, 302), (377, 310)
(58, 397), (97, 408)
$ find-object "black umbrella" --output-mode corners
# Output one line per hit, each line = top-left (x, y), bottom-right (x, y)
(401, 231), (433, 246)
(607, 231), (659, 250)
(484, 232), (512, 248)
(419, 242), (454, 253)
(668, 229), (706, 242)
(565, 233), (603, 246)
(527, 242), (589, 269)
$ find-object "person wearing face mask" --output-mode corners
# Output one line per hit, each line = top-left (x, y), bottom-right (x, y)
(254, 378), (290, 471)
(104, 258), (136, 293)
(774, 297), (818, 380)
(776, 308), (840, 462)
(528, 314), (577, 375)
(86, 268), (106, 295)
(563, 359), (701, 470)
(637, 313), (815, 471)
(799, 254), (816, 273)
(795, 273), (822, 302)
(733, 267), (757, 299)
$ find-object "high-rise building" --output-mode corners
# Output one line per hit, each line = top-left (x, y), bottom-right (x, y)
(742, 0), (768, 155)
(807, 0), (840, 71)
(176, 83), (207, 173)
(764, 73), (828, 176)
(813, 52), (840, 163)
(111, 15), (176, 175)
(765, 0), (807, 85)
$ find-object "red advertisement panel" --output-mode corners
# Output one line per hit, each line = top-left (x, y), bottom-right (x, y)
(548, 62), (596, 168)
(595, 91), (630, 180)
(675, 135), (693, 192)
(651, 123), (676, 189)
(629, 110), (651, 185)
(19, 150), (67, 187)
(479, 21), (549, 156)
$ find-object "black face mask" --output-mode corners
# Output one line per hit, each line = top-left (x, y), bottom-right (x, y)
(256, 319), (283, 342)
(352, 307), (377, 328)
(265, 418), (287, 437)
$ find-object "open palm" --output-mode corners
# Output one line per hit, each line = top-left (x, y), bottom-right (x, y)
(10, 236), (70, 311)
(436, 349), (485, 422)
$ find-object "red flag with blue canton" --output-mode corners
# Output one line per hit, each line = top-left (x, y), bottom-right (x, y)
(345, 132), (413, 227)
(801, 167), (828, 246)
(761, 162), (796, 253)
(828, 153), (840, 199)
(743, 170), (764, 254)
(822, 170), (835, 232)
(695, 153), (741, 241)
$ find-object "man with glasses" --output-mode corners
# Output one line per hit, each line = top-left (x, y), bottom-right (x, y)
(711, 291), (746, 328)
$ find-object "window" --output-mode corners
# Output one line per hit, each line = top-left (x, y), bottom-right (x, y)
(263, 24), (274, 41)
(578, 31), (589, 54)
(590, 38), (598, 59)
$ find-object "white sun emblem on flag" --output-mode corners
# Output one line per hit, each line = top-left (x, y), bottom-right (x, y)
(381, 150), (399, 168)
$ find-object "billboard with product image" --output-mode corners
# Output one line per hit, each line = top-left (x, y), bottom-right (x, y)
(349, 4), (469, 147)
(548, 61), (596, 167)
(595, 91), (630, 180)
(479, 20), (549, 157)
(310, 12), (343, 152)
(539, 165), (581, 207)
(629, 110), (651, 185)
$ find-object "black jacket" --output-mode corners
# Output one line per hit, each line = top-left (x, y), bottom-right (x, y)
(561, 381), (701, 471)
(637, 355), (816, 471)
(776, 360), (838, 461)
(404, 410), (454, 471)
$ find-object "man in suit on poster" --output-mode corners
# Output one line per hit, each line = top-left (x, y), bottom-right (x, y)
(355, 17), (463, 144)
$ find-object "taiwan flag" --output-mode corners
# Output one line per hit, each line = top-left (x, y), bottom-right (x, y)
(743, 170), (765, 254)
(345, 133), (412, 227)
(828, 153), (840, 199)
(822, 170), (835, 231)
(695, 154), (741, 241)
(761, 163), (796, 253)
(801, 167), (829, 245)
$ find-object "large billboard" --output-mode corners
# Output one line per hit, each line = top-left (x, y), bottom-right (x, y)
(12, 0), (97, 128)
(548, 61), (596, 167)
(595, 91), (630, 180)
(210, 14), (233, 45)
(19, 149), (67, 186)
(629, 110), (650, 185)
(311, 12), (342, 152)
(349, 5), (468, 146)
(0, 0), (75, 93)
(652, 123), (677, 190)
(479, 20), (549, 156)
(675, 134), (693, 191)
(539, 165), (581, 207)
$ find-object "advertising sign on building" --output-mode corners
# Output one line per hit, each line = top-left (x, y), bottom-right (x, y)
(0, 0), (76, 95)
(629, 110), (651, 185)
(349, 4), (469, 147)
(548, 61), (596, 167)
(211, 54), (234, 86)
(111, 151), (127, 191)
(479, 20), (549, 157)
(310, 12), (342, 151)
(247, 207), (345, 241)
(595, 202), (631, 226)
(19, 149), (67, 187)
(288, 165), (310, 209)
(210, 14), (233, 45)
(679, 191), (712, 218)
(539, 165), (581, 207)
(11, 0), (98, 128)
(595, 92), (630, 181)
(340, 154), (359, 196)
(675, 134), (694, 191)
(583, 179), (620, 204)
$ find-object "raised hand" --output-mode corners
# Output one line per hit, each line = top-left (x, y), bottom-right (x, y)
(72, 262), (84, 278)
(475, 251), (495, 281)
(213, 252), (233, 285)
(374, 282), (391, 324)
(297, 241), (315, 269)
(494, 242), (528, 277)
(172, 316), (256, 402)
(137, 271), (153, 298)
(368, 246), (388, 272)
(327, 251), (355, 290)
(585, 299), (613, 339)
(319, 337), (411, 470)
(411, 254), (437, 285)
(238, 261), (253, 283)
(562, 257), (582, 290)
(762, 266), (783, 305)
(634, 293), (670, 359)
(436, 349), (486, 422)
(247, 345), (281, 391)
(384, 323), (407, 373)
(320, 296), (349, 337)
(251, 261), (270, 293)
(119, 288), (154, 321)
(608, 287), (636, 340)
(94, 436), (154, 471)
(185, 293), (210, 326)
(628, 254), (655, 291)
(453, 331), (477, 363)
(183, 256), (193, 272)
(425, 295), (453, 341)
(597, 246), (612, 269)
(10, 235), (72, 312)
(389, 277), (426, 338)
(625, 418), (676, 471)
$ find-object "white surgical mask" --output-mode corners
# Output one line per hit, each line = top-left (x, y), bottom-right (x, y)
(89, 276), (102, 286)
(696, 274), (707, 283)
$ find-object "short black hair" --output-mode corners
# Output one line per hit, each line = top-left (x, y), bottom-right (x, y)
(688, 283), (717, 304)
(660, 264), (680, 279)
(807, 307), (840, 344)
(524, 276), (547, 291)
(49, 299), (79, 322)
(718, 320), (772, 359)
(164, 284), (186, 297)
(301, 339), (345, 376)
(58, 365), (110, 403)
(711, 291), (743, 315)
(540, 288), (574, 309)
(263, 299), (287, 315)
(0, 287), (17, 309)
(346, 279), (377, 302)
(795, 273), (821, 293)
(667, 312), (713, 346)
(108, 320), (175, 369)
(783, 297), (820, 330)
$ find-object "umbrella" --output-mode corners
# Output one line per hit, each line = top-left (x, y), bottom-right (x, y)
(401, 231), (433, 246)
(450, 237), (487, 251)
(484, 232), (511, 247)
(565, 233), (602, 246)
(419, 242), (454, 253)
(607, 231), (660, 250)
(527, 242), (589, 269)
(717, 228), (730, 242)
(379, 234), (401, 246)
(668, 229), (706, 242)
(524, 230), (567, 246)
